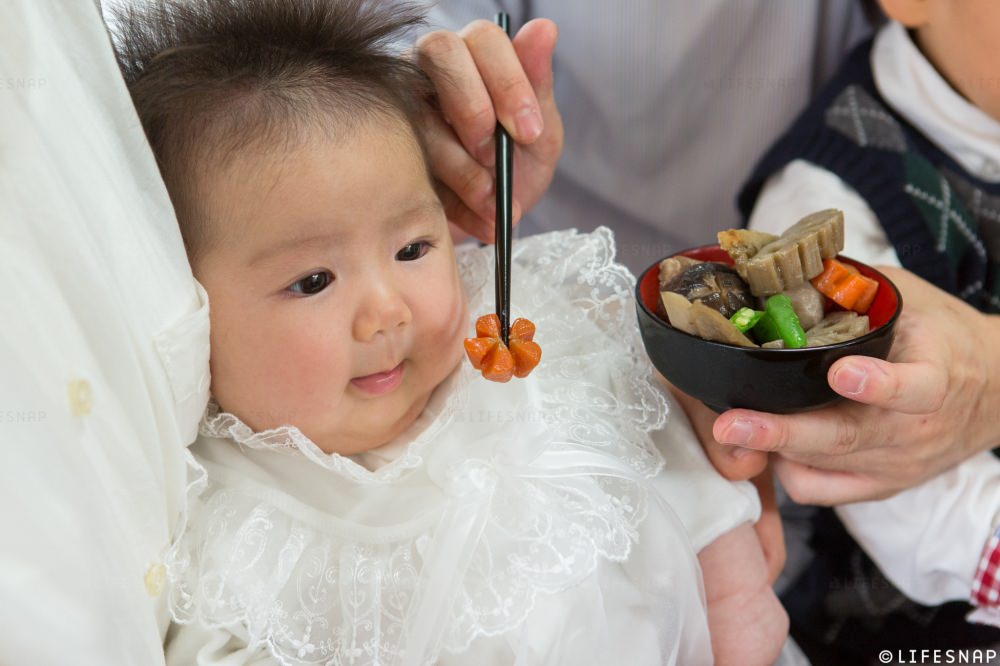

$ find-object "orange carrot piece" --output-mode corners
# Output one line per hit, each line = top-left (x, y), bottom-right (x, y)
(465, 314), (540, 381)
(510, 339), (542, 377)
(481, 343), (514, 382)
(510, 317), (536, 342)
(810, 258), (879, 313)
(852, 278), (879, 313)
(464, 336), (497, 370)
(475, 313), (501, 339)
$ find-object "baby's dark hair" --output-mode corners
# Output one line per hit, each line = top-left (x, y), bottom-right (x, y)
(108, 0), (435, 259)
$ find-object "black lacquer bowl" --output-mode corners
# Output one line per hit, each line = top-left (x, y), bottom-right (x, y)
(635, 245), (902, 414)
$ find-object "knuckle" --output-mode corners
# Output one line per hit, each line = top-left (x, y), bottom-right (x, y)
(462, 19), (504, 45)
(832, 415), (862, 455)
(927, 369), (949, 410)
(415, 30), (464, 60)
(451, 102), (494, 131)
(882, 366), (905, 406)
(493, 74), (532, 98)
(455, 167), (490, 202)
(760, 422), (788, 453)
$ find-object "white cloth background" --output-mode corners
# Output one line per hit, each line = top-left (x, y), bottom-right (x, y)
(0, 0), (209, 663)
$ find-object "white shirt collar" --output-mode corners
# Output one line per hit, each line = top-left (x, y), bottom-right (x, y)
(872, 20), (1000, 181)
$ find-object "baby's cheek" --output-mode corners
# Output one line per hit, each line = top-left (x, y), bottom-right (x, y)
(206, 314), (262, 419)
(215, 319), (350, 430)
(269, 329), (350, 415)
(436, 269), (468, 335)
(412, 276), (466, 369)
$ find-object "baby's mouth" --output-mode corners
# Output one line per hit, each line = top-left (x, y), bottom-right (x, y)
(350, 361), (405, 396)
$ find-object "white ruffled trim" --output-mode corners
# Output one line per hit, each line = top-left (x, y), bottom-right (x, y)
(198, 384), (459, 485)
(168, 227), (679, 665)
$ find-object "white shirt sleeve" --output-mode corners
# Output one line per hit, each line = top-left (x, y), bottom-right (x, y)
(836, 452), (1000, 606)
(750, 160), (1000, 605)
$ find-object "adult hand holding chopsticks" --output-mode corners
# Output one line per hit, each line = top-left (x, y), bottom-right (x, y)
(415, 18), (563, 243)
(459, 12), (542, 383)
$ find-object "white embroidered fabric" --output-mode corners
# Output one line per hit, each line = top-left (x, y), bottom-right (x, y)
(165, 228), (720, 665)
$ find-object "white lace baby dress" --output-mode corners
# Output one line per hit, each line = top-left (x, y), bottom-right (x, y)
(163, 228), (760, 666)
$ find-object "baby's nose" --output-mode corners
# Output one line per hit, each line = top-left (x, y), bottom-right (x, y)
(352, 282), (412, 342)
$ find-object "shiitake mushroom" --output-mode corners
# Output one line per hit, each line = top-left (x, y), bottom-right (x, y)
(664, 262), (754, 319)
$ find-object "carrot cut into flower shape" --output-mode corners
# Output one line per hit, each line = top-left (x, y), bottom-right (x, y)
(464, 336), (497, 370)
(510, 317), (536, 342)
(464, 314), (542, 382)
(475, 313), (502, 339)
(510, 339), (542, 377)
(481, 343), (514, 382)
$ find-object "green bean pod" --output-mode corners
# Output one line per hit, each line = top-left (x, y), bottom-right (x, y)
(729, 307), (764, 333)
(756, 294), (807, 349)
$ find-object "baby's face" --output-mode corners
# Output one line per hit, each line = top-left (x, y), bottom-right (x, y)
(192, 119), (467, 455)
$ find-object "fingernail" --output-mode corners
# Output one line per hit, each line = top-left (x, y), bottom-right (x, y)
(833, 363), (867, 396)
(719, 418), (754, 446)
(514, 106), (542, 141)
(731, 446), (753, 460)
(476, 136), (495, 165)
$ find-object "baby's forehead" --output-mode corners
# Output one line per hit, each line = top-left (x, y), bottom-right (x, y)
(192, 117), (440, 255)
(209, 108), (427, 176)
(193, 109), (425, 197)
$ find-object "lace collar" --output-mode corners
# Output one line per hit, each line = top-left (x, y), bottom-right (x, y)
(198, 365), (466, 486)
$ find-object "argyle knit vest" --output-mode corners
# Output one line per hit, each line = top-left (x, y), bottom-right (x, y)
(739, 39), (1000, 314)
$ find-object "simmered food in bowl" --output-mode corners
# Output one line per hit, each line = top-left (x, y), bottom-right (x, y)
(657, 210), (880, 349)
(634, 209), (902, 413)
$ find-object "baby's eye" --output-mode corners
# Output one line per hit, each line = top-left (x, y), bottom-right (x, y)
(287, 271), (333, 296)
(396, 241), (432, 262)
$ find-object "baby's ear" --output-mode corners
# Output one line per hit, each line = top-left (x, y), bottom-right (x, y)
(878, 0), (930, 28)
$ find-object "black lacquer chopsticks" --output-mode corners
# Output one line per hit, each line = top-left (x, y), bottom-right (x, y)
(494, 11), (513, 346)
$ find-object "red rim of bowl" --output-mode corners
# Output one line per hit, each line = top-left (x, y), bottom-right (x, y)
(636, 244), (903, 351)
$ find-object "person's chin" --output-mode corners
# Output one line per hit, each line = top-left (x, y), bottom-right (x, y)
(382, 384), (431, 438)
(326, 386), (429, 455)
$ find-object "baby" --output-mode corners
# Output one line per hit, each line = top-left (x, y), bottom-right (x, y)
(741, 0), (1000, 640)
(110, 0), (785, 663)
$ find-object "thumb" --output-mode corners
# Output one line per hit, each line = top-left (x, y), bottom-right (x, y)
(827, 317), (948, 414)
